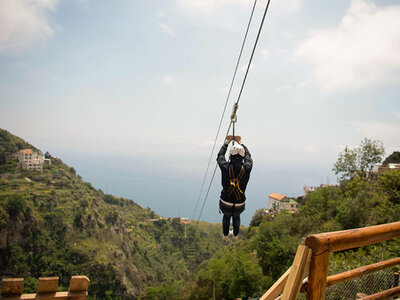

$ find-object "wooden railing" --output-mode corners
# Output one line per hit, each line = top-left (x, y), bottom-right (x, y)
(0, 276), (89, 300)
(260, 221), (400, 300)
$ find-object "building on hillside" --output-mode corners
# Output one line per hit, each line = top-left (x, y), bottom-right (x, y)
(303, 186), (318, 196)
(379, 163), (400, 174)
(268, 193), (301, 213)
(282, 199), (301, 213)
(180, 218), (192, 224)
(268, 193), (287, 211)
(303, 184), (338, 196)
(358, 163), (400, 181)
(17, 149), (45, 171)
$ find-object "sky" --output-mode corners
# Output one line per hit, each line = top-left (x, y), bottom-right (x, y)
(0, 0), (399, 225)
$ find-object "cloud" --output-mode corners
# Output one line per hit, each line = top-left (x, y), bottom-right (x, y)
(394, 112), (400, 119)
(293, 0), (400, 91)
(0, 0), (58, 55)
(304, 145), (320, 153)
(176, 0), (303, 30)
(163, 76), (174, 84)
(195, 140), (223, 147)
(261, 49), (271, 59)
(240, 63), (254, 72)
(351, 121), (400, 148)
(175, 0), (255, 31)
(158, 23), (175, 36)
(277, 84), (292, 92)
(176, 0), (248, 14)
(273, 0), (302, 14)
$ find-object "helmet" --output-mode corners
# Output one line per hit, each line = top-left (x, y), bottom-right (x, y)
(230, 143), (245, 157)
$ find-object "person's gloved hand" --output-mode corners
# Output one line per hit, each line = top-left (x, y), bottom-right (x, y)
(225, 135), (233, 144)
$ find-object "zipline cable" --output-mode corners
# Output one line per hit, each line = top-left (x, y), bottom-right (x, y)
(192, 0), (258, 221)
(196, 0), (272, 223)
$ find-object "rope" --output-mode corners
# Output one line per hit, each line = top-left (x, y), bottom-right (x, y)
(192, 0), (258, 221)
(231, 103), (238, 145)
(196, 0), (272, 223)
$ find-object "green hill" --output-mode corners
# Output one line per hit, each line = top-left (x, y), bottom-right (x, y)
(1, 131), (400, 299)
(0, 129), (224, 299)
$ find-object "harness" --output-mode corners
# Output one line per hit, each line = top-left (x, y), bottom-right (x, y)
(227, 165), (245, 202)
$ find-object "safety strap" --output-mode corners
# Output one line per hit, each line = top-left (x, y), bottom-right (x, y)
(227, 165), (245, 202)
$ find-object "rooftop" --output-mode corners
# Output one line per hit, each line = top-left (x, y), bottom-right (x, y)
(269, 193), (287, 201)
(20, 149), (33, 154)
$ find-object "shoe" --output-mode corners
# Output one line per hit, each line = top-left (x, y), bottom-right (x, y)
(223, 235), (230, 242)
(233, 235), (239, 241)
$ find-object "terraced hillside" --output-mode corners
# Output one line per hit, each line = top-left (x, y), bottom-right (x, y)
(0, 128), (224, 299)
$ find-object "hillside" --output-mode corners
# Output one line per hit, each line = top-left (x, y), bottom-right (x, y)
(0, 129), (224, 299)
(178, 145), (400, 299)
(382, 151), (400, 165)
(1, 130), (400, 299)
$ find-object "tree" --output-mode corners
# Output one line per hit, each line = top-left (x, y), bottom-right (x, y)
(0, 150), (6, 165)
(379, 170), (400, 204)
(333, 138), (385, 181)
(6, 194), (26, 218)
(249, 208), (269, 228)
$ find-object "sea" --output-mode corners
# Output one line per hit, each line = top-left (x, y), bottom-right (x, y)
(57, 150), (336, 226)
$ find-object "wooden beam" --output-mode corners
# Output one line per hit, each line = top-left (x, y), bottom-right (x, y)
(37, 277), (58, 294)
(306, 251), (330, 300)
(0, 291), (87, 300)
(281, 245), (311, 300)
(305, 222), (400, 255)
(357, 286), (400, 300)
(259, 268), (291, 300)
(1, 279), (24, 296)
(301, 256), (400, 291)
(327, 257), (400, 287)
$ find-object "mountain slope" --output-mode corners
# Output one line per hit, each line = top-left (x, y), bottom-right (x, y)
(0, 128), (224, 299)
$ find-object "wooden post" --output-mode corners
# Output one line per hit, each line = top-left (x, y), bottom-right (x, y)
(306, 251), (330, 300)
(281, 245), (311, 300)
(1, 278), (24, 296)
(260, 267), (291, 300)
(37, 277), (59, 294)
(1, 276), (89, 300)
(68, 276), (89, 292)
(68, 276), (89, 300)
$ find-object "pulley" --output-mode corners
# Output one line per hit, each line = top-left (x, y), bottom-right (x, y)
(230, 103), (239, 144)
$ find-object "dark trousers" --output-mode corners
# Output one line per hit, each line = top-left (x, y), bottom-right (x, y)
(219, 200), (245, 236)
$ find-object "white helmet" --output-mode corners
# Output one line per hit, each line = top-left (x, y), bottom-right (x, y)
(230, 143), (245, 157)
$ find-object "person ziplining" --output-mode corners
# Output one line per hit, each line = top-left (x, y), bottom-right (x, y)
(193, 0), (271, 238)
(217, 135), (252, 240)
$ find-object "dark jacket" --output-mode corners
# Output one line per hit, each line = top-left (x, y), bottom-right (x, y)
(217, 143), (253, 204)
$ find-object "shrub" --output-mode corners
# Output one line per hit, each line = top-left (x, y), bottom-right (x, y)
(6, 194), (26, 218)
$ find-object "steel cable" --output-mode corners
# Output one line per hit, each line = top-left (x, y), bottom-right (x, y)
(196, 0), (272, 223)
(192, 0), (258, 220)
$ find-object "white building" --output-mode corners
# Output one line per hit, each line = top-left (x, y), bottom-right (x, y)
(17, 149), (45, 171)
(268, 193), (300, 213)
(303, 186), (318, 196)
(268, 193), (287, 211)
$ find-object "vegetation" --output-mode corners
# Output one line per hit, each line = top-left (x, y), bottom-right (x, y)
(0, 129), (223, 299)
(1, 130), (399, 299)
(333, 138), (385, 181)
(382, 151), (400, 165)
